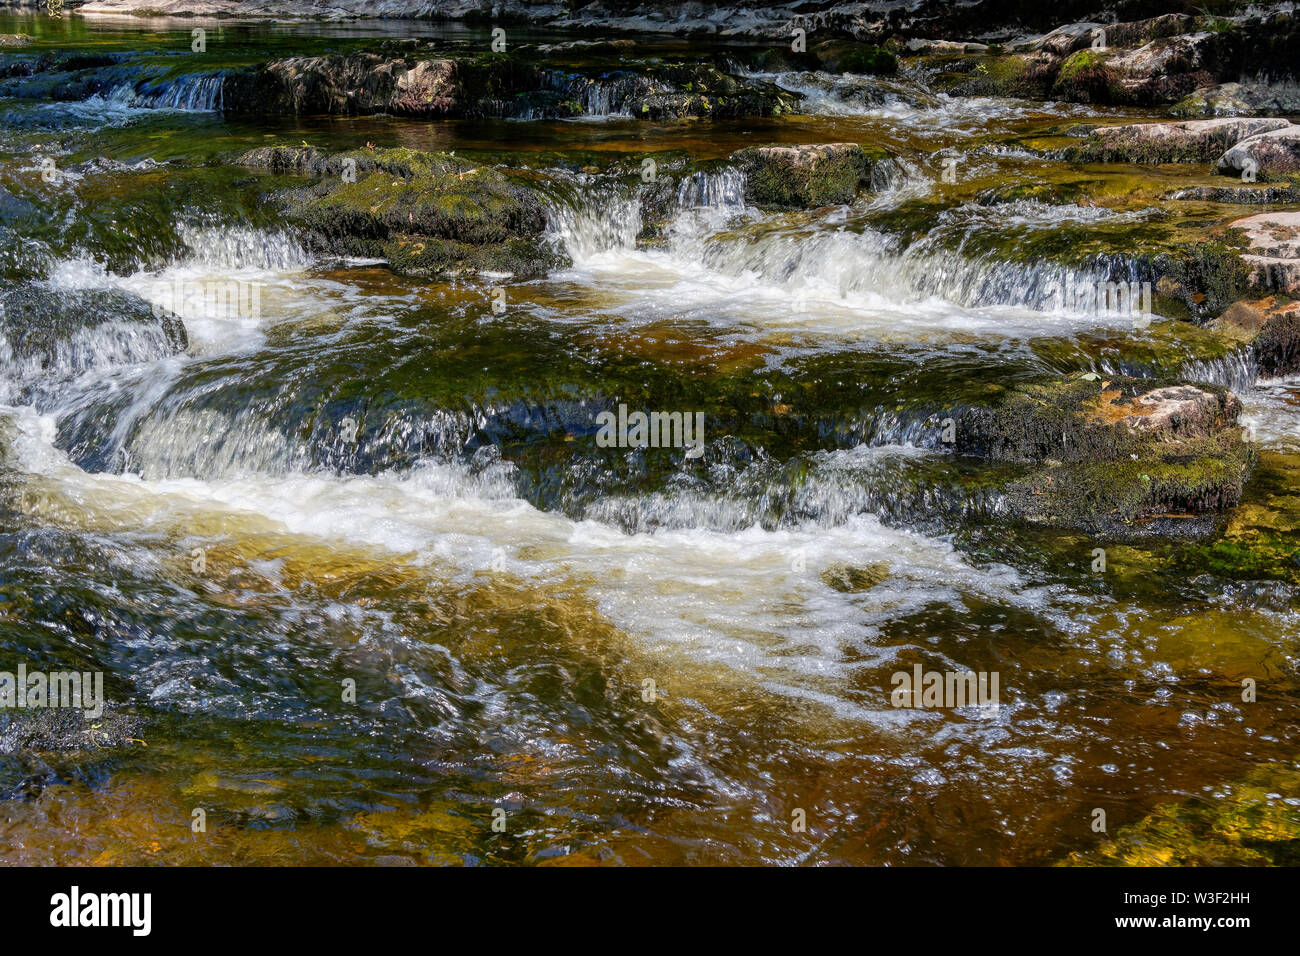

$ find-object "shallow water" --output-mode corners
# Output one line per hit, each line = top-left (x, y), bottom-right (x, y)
(0, 12), (1297, 866)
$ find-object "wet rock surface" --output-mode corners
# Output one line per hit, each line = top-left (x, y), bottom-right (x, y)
(1229, 211), (1300, 296)
(0, 287), (188, 382)
(957, 374), (1253, 532)
(237, 145), (561, 278)
(732, 143), (886, 209)
(1065, 118), (1293, 165)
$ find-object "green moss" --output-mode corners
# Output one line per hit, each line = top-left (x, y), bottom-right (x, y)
(240, 146), (554, 279)
(1063, 757), (1300, 866)
(734, 144), (884, 209)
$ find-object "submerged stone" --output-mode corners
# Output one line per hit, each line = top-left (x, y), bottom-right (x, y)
(1063, 756), (1300, 866)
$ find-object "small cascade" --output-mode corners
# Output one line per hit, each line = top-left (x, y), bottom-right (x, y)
(133, 72), (225, 111)
(542, 176), (643, 261)
(1181, 350), (1261, 394)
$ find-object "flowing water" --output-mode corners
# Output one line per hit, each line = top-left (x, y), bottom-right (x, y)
(0, 14), (1298, 866)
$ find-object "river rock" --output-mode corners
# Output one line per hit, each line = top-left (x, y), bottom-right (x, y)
(0, 287), (188, 382)
(731, 143), (883, 209)
(1066, 118), (1293, 164)
(237, 145), (562, 279)
(1212, 297), (1300, 378)
(956, 373), (1252, 532)
(1218, 126), (1300, 181)
(222, 52), (791, 121)
(1169, 184), (1300, 204)
(1173, 81), (1300, 118)
(1228, 211), (1300, 296)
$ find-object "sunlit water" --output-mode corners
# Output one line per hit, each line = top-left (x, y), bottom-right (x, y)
(0, 13), (1297, 866)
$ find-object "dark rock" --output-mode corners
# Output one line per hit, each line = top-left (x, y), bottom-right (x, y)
(731, 143), (886, 209)
(0, 287), (188, 382)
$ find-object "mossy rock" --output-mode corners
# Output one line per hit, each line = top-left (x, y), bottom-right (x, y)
(1052, 49), (1121, 103)
(956, 373), (1253, 532)
(1211, 297), (1300, 376)
(950, 52), (1057, 97)
(1062, 757), (1300, 866)
(1064, 118), (1292, 165)
(956, 373), (1243, 465)
(732, 143), (889, 210)
(237, 146), (557, 279)
(813, 41), (897, 75)
(1007, 431), (1255, 532)
(1150, 238), (1254, 318)
(383, 235), (562, 279)
(1179, 450), (1300, 585)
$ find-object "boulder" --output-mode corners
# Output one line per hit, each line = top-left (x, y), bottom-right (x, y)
(1065, 118), (1293, 164)
(731, 143), (885, 209)
(1218, 126), (1300, 181)
(955, 373), (1252, 532)
(0, 287), (187, 383)
(1173, 81), (1300, 118)
(1227, 211), (1300, 295)
(1211, 297), (1300, 377)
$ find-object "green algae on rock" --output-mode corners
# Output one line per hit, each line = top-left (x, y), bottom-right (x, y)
(235, 145), (561, 279)
(1064, 118), (1293, 165)
(732, 143), (889, 209)
(956, 373), (1254, 532)
(1063, 756), (1300, 866)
